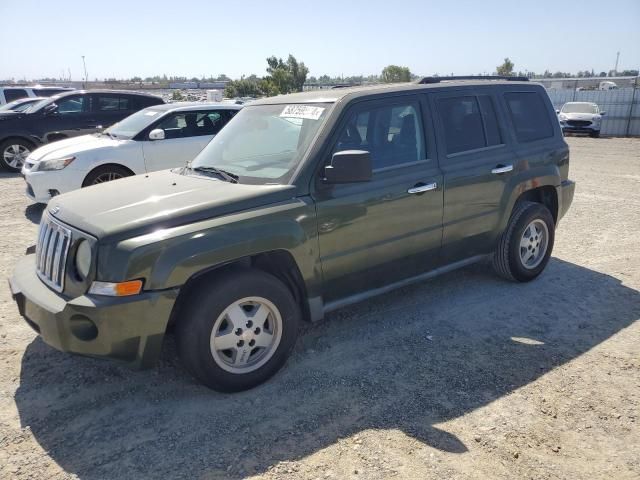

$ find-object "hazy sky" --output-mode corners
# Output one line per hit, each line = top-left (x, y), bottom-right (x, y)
(1, 0), (638, 81)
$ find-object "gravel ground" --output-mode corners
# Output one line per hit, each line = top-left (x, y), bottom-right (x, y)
(0, 137), (639, 480)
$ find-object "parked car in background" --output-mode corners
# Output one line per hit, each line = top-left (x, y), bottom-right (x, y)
(557, 101), (605, 137)
(599, 81), (617, 91)
(0, 90), (164, 171)
(0, 85), (74, 104)
(22, 102), (241, 203)
(10, 77), (575, 392)
(0, 97), (46, 113)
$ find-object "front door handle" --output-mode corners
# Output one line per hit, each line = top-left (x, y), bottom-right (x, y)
(491, 164), (513, 174)
(408, 182), (438, 194)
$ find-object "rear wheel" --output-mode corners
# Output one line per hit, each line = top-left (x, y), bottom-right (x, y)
(82, 165), (132, 187)
(176, 268), (300, 392)
(0, 139), (34, 172)
(493, 201), (555, 282)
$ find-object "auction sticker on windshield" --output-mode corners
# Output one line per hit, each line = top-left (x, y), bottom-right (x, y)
(280, 105), (324, 120)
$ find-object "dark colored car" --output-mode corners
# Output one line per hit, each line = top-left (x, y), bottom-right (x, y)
(10, 77), (575, 392)
(0, 90), (164, 171)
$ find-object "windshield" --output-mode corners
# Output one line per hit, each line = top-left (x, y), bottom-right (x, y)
(0, 99), (36, 112)
(190, 103), (330, 184)
(104, 108), (165, 139)
(24, 97), (55, 113)
(561, 103), (599, 114)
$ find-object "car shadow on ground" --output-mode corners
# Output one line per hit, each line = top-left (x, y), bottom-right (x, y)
(24, 203), (44, 224)
(14, 258), (640, 479)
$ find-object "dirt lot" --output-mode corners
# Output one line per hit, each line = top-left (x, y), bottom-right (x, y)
(0, 137), (638, 480)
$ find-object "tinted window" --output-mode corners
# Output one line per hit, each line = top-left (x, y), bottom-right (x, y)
(504, 92), (554, 142)
(437, 96), (485, 154)
(155, 111), (226, 138)
(136, 95), (163, 108)
(478, 95), (502, 146)
(4, 89), (28, 102)
(97, 96), (120, 111)
(334, 102), (425, 170)
(56, 95), (86, 114)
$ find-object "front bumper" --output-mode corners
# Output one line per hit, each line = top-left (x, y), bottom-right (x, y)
(557, 179), (576, 222)
(560, 121), (600, 134)
(22, 168), (82, 204)
(9, 255), (179, 368)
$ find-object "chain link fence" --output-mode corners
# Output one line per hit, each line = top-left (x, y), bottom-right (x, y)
(546, 81), (640, 136)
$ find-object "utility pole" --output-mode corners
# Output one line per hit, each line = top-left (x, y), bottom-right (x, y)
(81, 56), (88, 86)
(614, 51), (620, 76)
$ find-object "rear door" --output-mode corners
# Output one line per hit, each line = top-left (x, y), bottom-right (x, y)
(430, 88), (516, 263)
(314, 95), (443, 303)
(141, 110), (229, 171)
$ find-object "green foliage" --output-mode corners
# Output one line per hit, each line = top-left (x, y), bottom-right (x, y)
(496, 58), (515, 76)
(171, 90), (185, 101)
(381, 65), (412, 83)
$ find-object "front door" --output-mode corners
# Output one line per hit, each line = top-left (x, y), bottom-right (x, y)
(314, 96), (443, 303)
(39, 94), (96, 142)
(142, 110), (227, 171)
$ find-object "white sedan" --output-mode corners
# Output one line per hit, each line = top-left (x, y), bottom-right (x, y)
(22, 102), (242, 203)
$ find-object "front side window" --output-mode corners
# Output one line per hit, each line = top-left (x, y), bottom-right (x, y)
(504, 92), (554, 143)
(191, 103), (331, 183)
(333, 101), (425, 170)
(56, 95), (86, 114)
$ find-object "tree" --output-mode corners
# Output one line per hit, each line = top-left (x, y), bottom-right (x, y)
(496, 58), (514, 76)
(264, 54), (309, 94)
(381, 65), (412, 83)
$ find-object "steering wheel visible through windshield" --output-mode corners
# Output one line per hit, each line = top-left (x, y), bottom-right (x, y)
(189, 103), (331, 184)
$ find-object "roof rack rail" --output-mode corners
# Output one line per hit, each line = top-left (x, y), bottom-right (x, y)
(417, 75), (529, 84)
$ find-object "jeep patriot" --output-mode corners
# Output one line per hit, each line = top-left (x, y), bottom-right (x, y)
(10, 77), (575, 392)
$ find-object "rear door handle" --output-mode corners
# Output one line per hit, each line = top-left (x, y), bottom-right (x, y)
(408, 182), (438, 194)
(491, 164), (513, 174)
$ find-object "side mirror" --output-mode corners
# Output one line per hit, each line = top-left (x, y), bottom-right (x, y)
(43, 103), (57, 116)
(148, 128), (165, 140)
(555, 109), (560, 114)
(324, 150), (372, 183)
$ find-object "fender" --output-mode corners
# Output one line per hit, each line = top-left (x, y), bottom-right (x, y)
(497, 162), (561, 234)
(97, 197), (323, 300)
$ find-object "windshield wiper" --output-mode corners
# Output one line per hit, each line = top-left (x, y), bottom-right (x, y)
(189, 166), (239, 183)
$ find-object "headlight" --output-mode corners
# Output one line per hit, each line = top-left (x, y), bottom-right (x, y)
(75, 240), (92, 279)
(592, 115), (600, 121)
(558, 114), (567, 120)
(37, 156), (75, 171)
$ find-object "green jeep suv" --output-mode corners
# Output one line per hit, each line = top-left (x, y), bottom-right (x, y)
(10, 77), (575, 392)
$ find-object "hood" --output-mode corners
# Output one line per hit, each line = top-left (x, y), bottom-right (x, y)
(49, 169), (297, 241)
(28, 134), (124, 161)
(0, 110), (25, 120)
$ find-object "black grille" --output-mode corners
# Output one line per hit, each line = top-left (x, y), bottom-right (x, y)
(567, 120), (591, 127)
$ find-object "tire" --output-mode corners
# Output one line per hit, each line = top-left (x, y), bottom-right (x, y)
(492, 201), (555, 282)
(0, 138), (35, 172)
(176, 268), (300, 392)
(82, 164), (132, 187)
(590, 130), (600, 138)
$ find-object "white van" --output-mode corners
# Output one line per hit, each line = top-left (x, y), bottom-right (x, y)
(599, 81), (618, 91)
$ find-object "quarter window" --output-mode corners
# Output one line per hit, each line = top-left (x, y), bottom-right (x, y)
(333, 102), (425, 170)
(504, 92), (554, 143)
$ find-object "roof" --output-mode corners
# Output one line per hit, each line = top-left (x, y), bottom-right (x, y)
(251, 80), (536, 106)
(50, 89), (162, 99)
(144, 102), (243, 112)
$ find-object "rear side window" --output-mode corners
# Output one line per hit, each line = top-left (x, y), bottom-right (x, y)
(4, 89), (28, 102)
(437, 96), (486, 154)
(136, 95), (163, 108)
(96, 95), (131, 111)
(504, 92), (554, 142)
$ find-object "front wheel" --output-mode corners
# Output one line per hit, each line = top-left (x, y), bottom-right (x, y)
(492, 201), (555, 282)
(590, 130), (600, 138)
(82, 164), (132, 187)
(176, 268), (300, 392)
